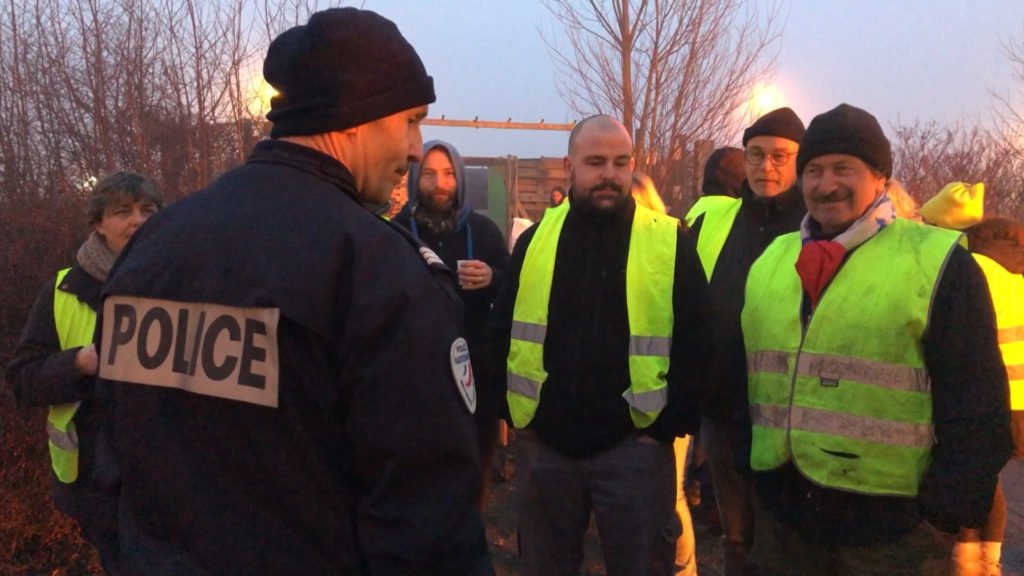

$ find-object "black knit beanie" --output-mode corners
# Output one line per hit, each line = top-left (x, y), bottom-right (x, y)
(702, 147), (745, 197)
(796, 104), (892, 178)
(742, 107), (806, 146)
(264, 8), (436, 138)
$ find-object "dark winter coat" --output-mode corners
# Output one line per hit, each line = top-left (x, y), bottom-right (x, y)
(689, 181), (805, 421)
(94, 140), (493, 576)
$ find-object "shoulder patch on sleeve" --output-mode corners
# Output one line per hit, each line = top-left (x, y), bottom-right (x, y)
(99, 296), (280, 408)
(419, 246), (444, 267)
(450, 337), (476, 414)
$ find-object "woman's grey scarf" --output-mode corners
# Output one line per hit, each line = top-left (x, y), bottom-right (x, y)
(76, 231), (117, 282)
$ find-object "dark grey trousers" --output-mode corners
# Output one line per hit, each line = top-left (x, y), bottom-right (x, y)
(515, 431), (677, 576)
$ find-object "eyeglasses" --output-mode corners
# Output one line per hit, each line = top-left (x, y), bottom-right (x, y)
(745, 148), (795, 167)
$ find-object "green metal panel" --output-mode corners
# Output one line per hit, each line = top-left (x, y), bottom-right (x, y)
(487, 168), (508, 237)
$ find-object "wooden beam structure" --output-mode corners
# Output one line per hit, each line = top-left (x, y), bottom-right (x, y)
(422, 117), (575, 131)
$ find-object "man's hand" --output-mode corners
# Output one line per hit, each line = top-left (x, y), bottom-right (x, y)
(74, 344), (99, 376)
(457, 260), (493, 290)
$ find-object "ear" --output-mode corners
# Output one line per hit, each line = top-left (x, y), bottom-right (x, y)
(563, 155), (572, 174)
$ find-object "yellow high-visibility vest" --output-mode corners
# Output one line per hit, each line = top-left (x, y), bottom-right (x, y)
(689, 197), (742, 281)
(507, 201), (678, 429)
(743, 219), (960, 496)
(684, 195), (739, 227)
(973, 253), (1024, 410)
(49, 267), (95, 484)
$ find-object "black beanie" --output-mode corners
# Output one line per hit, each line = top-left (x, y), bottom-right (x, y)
(264, 8), (436, 138)
(702, 147), (745, 197)
(742, 107), (806, 146)
(796, 104), (892, 178)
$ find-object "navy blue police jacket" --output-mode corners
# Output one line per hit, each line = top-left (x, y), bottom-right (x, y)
(93, 140), (494, 576)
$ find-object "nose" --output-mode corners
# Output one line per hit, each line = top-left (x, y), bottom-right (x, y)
(129, 207), (146, 227)
(599, 161), (617, 181)
(408, 125), (424, 163)
(817, 169), (840, 193)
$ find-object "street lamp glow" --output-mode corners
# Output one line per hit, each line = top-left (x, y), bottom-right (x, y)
(747, 81), (785, 121)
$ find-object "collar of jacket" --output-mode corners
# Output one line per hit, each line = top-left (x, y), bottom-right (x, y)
(247, 139), (359, 202)
(60, 263), (103, 310)
(740, 180), (804, 220)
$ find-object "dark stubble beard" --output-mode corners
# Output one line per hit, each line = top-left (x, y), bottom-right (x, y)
(414, 191), (458, 237)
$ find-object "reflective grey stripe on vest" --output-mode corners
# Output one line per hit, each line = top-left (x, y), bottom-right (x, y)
(796, 352), (930, 394)
(46, 422), (79, 451)
(623, 386), (668, 413)
(508, 372), (541, 399)
(511, 320), (547, 345)
(1009, 364), (1024, 380)
(747, 350), (789, 375)
(750, 403), (934, 448)
(628, 335), (672, 357)
(999, 325), (1024, 344)
(748, 350), (930, 394)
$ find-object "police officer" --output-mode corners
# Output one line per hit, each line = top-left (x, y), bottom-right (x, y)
(7, 171), (163, 575)
(93, 8), (492, 575)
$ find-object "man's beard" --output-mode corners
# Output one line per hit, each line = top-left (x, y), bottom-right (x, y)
(414, 192), (458, 237)
(572, 173), (628, 214)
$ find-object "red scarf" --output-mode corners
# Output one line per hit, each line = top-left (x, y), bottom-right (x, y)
(795, 240), (846, 310)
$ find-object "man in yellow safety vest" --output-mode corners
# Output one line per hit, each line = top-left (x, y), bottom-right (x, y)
(740, 103), (1012, 575)
(490, 115), (714, 575)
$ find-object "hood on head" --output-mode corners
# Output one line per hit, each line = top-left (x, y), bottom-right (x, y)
(405, 139), (472, 228)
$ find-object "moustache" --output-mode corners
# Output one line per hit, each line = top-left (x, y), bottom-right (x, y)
(589, 182), (625, 194)
(810, 188), (852, 203)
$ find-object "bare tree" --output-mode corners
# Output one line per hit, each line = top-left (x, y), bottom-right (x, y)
(890, 119), (1023, 221)
(987, 25), (1024, 220)
(540, 0), (783, 202)
(0, 0), (343, 204)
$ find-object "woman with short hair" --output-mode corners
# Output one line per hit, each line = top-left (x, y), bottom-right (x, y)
(6, 170), (163, 575)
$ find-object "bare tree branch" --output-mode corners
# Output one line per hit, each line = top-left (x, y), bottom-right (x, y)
(540, 0), (782, 209)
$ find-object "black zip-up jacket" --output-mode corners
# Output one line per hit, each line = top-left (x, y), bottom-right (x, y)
(489, 194), (713, 458)
(94, 140), (493, 576)
(737, 242), (1012, 544)
(689, 181), (805, 421)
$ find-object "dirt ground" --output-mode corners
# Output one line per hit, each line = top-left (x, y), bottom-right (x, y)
(483, 446), (725, 576)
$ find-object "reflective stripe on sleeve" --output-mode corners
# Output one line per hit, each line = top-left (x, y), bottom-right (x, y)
(507, 372), (541, 399)
(510, 320), (547, 345)
(628, 335), (672, 357)
(623, 386), (668, 413)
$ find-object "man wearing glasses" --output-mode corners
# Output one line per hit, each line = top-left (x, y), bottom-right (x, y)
(687, 107), (805, 576)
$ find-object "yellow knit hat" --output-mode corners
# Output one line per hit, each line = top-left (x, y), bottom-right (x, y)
(919, 182), (985, 230)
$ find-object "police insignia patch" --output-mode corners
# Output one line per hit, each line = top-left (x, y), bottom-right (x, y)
(419, 246), (444, 267)
(450, 337), (476, 414)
